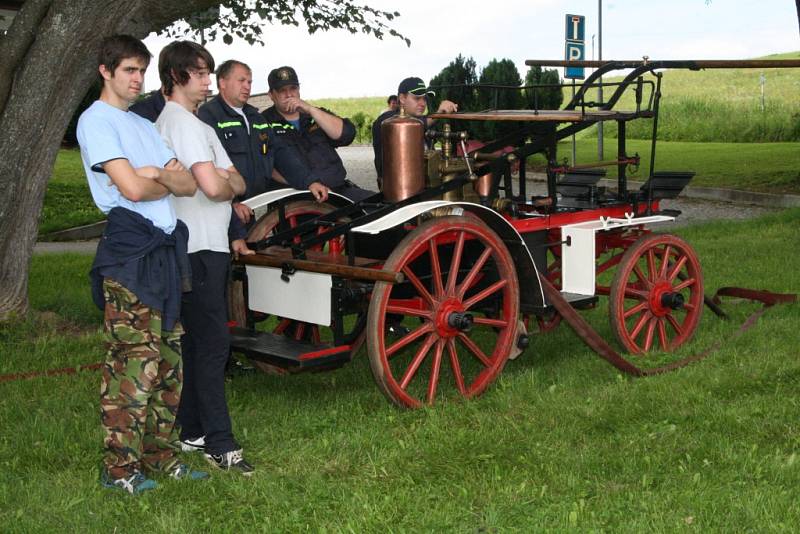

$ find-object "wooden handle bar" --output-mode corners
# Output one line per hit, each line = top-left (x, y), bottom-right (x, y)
(235, 252), (403, 284)
(525, 59), (800, 69)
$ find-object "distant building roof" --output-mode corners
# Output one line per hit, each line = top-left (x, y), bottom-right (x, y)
(248, 92), (273, 112)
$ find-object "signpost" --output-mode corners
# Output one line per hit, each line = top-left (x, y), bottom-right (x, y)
(565, 14), (585, 165)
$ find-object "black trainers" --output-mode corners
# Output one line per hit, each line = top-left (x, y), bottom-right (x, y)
(180, 436), (205, 452)
(204, 449), (255, 476)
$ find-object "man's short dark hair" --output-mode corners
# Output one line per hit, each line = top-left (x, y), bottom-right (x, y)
(387, 95), (398, 104)
(216, 60), (251, 80)
(97, 35), (151, 78)
(159, 41), (215, 96)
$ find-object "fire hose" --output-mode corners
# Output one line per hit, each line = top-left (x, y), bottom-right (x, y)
(539, 278), (796, 376)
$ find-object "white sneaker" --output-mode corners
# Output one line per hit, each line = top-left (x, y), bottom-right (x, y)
(204, 449), (255, 476)
(180, 436), (206, 452)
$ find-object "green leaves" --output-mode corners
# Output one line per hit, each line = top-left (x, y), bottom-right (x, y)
(160, 0), (408, 47)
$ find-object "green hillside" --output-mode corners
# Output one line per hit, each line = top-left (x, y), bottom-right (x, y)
(584, 51), (800, 142)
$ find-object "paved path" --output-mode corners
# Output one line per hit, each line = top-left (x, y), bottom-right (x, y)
(35, 145), (783, 255)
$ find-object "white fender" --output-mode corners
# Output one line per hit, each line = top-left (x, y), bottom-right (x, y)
(242, 188), (359, 213)
(352, 200), (545, 308)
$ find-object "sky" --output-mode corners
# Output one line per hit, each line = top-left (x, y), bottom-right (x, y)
(142, 0), (800, 99)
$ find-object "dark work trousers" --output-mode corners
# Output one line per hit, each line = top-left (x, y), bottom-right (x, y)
(177, 250), (239, 455)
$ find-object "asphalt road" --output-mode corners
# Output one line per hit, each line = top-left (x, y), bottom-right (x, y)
(34, 145), (781, 255)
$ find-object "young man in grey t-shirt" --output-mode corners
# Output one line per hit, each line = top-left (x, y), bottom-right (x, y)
(156, 40), (255, 475)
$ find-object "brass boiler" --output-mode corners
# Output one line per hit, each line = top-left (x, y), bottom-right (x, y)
(429, 123), (478, 202)
(380, 110), (425, 202)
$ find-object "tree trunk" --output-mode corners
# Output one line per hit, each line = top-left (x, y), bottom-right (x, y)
(0, 0), (216, 320)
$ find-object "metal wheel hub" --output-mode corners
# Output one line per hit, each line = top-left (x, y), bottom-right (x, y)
(435, 299), (466, 338)
(649, 280), (681, 316)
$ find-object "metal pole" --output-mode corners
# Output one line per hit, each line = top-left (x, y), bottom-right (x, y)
(597, 0), (604, 160)
(571, 80), (577, 165)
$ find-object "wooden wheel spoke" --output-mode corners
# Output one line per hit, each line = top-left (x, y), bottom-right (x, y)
(623, 301), (648, 319)
(657, 318), (668, 351)
(402, 265), (435, 306)
(472, 316), (509, 328)
(665, 313), (684, 336)
(643, 316), (658, 351)
(646, 249), (657, 281)
(426, 340), (444, 404)
(447, 339), (467, 395)
(274, 318), (291, 335)
(462, 279), (507, 311)
(456, 246), (492, 300)
(624, 287), (649, 300)
(659, 245), (672, 278)
(673, 277), (696, 291)
(629, 310), (653, 340)
(667, 256), (688, 282)
(399, 334), (437, 390)
(597, 253), (622, 275)
(446, 231), (466, 295)
(293, 322), (306, 341)
(428, 239), (444, 298)
(632, 264), (650, 287)
(386, 323), (434, 358)
(385, 304), (433, 319)
(456, 332), (492, 367)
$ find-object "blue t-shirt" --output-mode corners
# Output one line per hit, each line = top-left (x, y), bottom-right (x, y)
(287, 118), (301, 132)
(77, 100), (178, 233)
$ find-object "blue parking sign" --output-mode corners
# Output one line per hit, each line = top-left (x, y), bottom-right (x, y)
(565, 42), (585, 79)
(565, 13), (585, 79)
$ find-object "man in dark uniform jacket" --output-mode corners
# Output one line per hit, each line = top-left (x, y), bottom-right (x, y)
(262, 66), (374, 203)
(129, 89), (166, 122)
(197, 60), (328, 241)
(372, 77), (458, 188)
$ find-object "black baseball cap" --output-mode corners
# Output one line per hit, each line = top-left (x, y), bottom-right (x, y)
(397, 77), (435, 96)
(268, 66), (299, 91)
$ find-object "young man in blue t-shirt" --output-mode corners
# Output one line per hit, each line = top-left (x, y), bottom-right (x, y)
(77, 34), (205, 494)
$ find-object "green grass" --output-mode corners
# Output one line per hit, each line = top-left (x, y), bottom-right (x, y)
(555, 138), (800, 193)
(3, 209), (799, 531)
(576, 52), (800, 143)
(40, 149), (104, 235)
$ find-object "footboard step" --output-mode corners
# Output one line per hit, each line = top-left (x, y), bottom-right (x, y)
(230, 327), (352, 371)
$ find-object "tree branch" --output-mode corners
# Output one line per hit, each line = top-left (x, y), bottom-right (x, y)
(0, 0), (54, 112)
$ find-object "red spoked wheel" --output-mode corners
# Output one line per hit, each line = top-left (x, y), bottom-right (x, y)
(609, 233), (703, 354)
(367, 216), (520, 408)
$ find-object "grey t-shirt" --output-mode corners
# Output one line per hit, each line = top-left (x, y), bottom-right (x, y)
(156, 101), (234, 254)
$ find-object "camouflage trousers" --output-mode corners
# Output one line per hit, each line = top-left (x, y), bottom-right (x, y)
(100, 278), (184, 479)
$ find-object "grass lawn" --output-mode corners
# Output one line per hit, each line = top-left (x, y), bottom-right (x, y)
(558, 138), (800, 193)
(3, 208), (799, 531)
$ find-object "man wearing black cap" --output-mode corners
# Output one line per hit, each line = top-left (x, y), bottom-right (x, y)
(262, 66), (373, 202)
(371, 77), (458, 186)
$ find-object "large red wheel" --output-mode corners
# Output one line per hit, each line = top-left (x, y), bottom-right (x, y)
(609, 234), (703, 354)
(367, 216), (520, 408)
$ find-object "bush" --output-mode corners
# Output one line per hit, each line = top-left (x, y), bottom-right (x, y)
(474, 58), (522, 141)
(349, 111), (374, 144)
(524, 66), (563, 110)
